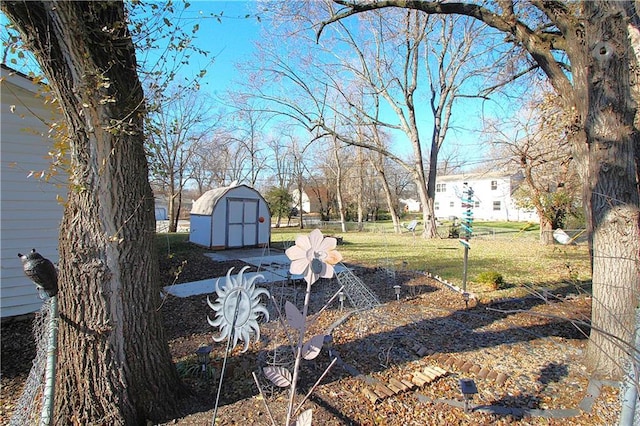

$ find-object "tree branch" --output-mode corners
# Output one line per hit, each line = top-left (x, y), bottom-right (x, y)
(319, 0), (575, 100)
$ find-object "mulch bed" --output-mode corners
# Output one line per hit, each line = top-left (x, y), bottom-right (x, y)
(1, 252), (620, 425)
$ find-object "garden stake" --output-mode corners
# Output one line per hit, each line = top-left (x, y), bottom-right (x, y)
(211, 292), (242, 426)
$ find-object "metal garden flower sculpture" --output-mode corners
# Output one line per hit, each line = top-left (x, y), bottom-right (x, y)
(285, 229), (343, 285)
(262, 229), (343, 426)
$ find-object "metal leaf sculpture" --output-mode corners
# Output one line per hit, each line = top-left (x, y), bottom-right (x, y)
(285, 300), (304, 331)
(295, 409), (313, 426)
(302, 334), (326, 361)
(263, 366), (292, 388)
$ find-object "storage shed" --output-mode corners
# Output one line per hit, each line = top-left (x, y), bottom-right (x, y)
(189, 183), (270, 249)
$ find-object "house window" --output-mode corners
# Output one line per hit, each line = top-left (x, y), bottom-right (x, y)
(434, 202), (439, 210)
(493, 201), (501, 211)
(436, 183), (446, 192)
(449, 201), (455, 208)
(491, 180), (498, 190)
(474, 201), (480, 208)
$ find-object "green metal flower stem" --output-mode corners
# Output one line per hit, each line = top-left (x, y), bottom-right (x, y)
(285, 280), (312, 426)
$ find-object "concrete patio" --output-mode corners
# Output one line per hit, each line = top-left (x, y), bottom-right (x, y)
(163, 247), (347, 297)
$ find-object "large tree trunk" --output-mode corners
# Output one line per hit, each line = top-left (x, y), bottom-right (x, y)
(539, 216), (555, 245)
(571, 1), (640, 378)
(168, 191), (178, 233)
(424, 140), (441, 238)
(375, 162), (402, 234)
(332, 137), (348, 233)
(2, 1), (187, 423)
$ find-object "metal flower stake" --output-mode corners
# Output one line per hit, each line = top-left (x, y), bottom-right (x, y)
(261, 229), (343, 426)
(206, 266), (270, 425)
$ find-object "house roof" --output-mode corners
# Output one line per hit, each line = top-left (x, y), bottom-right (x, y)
(190, 182), (261, 215)
(437, 171), (521, 182)
(1, 63), (47, 92)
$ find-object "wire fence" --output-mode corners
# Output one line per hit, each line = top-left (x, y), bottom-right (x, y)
(9, 300), (51, 425)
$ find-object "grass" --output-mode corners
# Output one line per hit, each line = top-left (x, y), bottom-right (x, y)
(156, 221), (591, 301)
(270, 221), (591, 300)
(155, 232), (206, 258)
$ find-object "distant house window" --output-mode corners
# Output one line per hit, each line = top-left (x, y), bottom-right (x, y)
(449, 201), (455, 208)
(493, 201), (501, 211)
(491, 180), (498, 190)
(434, 202), (439, 210)
(436, 183), (446, 192)
(474, 201), (480, 208)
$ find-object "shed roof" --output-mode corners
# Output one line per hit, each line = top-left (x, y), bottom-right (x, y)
(191, 182), (261, 216)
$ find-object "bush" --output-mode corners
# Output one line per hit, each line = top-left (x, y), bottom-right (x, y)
(476, 271), (506, 290)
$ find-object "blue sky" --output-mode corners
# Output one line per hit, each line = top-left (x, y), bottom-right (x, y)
(1, 1), (262, 95)
(172, 1), (263, 96)
(1, 1), (497, 169)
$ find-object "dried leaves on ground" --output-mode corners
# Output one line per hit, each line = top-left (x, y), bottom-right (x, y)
(1, 249), (619, 426)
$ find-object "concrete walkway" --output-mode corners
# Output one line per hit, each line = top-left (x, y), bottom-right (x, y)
(163, 247), (347, 298)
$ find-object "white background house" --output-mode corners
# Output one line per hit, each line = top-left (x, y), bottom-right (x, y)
(399, 197), (421, 213)
(433, 171), (538, 222)
(1, 64), (63, 318)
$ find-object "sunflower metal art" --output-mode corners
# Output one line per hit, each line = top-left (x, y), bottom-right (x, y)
(207, 266), (270, 353)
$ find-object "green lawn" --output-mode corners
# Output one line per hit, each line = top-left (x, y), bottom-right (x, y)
(270, 221), (591, 300)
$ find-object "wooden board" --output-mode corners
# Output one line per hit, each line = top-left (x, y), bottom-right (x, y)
(389, 377), (409, 392)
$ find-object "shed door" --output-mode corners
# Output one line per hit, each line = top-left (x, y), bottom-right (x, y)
(227, 198), (258, 248)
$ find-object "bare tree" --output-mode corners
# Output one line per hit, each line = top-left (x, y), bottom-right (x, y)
(250, 3), (492, 238)
(487, 91), (580, 245)
(328, 133), (349, 232)
(190, 134), (229, 195)
(321, 0), (640, 381)
(370, 131), (404, 233)
(266, 128), (297, 190)
(146, 85), (217, 231)
(222, 97), (270, 187)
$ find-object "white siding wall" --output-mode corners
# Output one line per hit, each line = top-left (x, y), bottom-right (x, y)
(1, 67), (63, 318)
(434, 173), (538, 222)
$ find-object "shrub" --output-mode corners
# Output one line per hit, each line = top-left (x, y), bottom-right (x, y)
(476, 271), (506, 290)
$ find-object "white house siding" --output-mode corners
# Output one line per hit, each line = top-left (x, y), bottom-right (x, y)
(1, 66), (63, 318)
(399, 198), (421, 213)
(433, 172), (538, 222)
